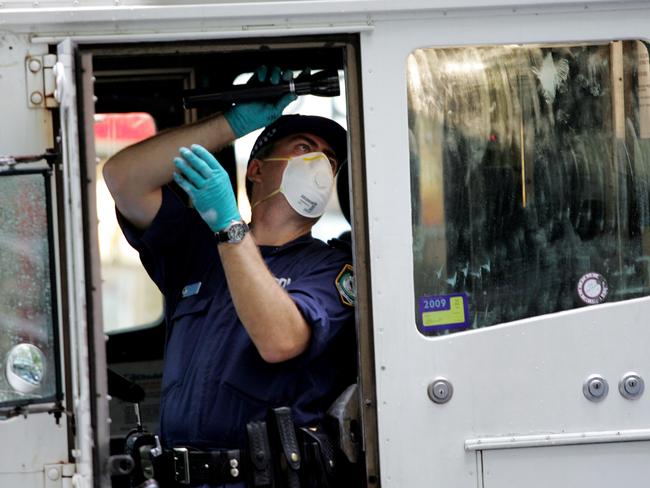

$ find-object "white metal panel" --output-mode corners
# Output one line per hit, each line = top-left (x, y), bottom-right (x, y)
(482, 441), (650, 487)
(0, 415), (69, 487)
(30, 24), (375, 44)
(0, 1), (647, 37)
(0, 33), (52, 153)
(0, 0), (645, 18)
(0, 33), (69, 488)
(360, 5), (650, 487)
(57, 38), (93, 488)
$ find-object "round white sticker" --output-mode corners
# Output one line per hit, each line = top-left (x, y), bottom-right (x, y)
(577, 272), (609, 305)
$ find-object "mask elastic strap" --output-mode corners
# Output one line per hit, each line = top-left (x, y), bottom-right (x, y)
(251, 188), (282, 210)
(265, 155), (323, 163)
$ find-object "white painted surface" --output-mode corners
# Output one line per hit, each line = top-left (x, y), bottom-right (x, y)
(482, 441), (650, 487)
(0, 33), (68, 488)
(0, 1), (646, 37)
(0, 0), (645, 19)
(58, 38), (93, 488)
(0, 34), (52, 154)
(360, 5), (650, 487)
(0, 415), (69, 481)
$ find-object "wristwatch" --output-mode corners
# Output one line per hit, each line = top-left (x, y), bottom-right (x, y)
(216, 221), (249, 244)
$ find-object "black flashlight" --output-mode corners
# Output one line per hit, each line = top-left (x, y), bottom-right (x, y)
(182, 69), (340, 110)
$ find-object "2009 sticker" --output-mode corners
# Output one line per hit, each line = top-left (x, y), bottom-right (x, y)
(418, 293), (470, 332)
(422, 297), (449, 311)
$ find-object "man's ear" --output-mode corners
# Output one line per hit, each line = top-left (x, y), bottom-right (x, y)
(246, 158), (264, 184)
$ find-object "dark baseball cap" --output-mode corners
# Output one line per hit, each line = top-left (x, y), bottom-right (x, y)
(249, 114), (347, 171)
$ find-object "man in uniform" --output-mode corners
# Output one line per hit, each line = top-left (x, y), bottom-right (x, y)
(103, 66), (356, 487)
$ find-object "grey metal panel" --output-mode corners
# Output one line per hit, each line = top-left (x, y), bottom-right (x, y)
(483, 442), (650, 487)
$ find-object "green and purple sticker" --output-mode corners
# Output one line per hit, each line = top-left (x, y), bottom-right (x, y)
(418, 293), (470, 332)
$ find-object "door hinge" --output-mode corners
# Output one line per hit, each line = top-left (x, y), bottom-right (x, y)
(26, 54), (59, 109)
(44, 463), (76, 488)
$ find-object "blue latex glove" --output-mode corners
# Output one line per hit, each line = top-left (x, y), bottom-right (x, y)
(173, 144), (241, 233)
(224, 66), (297, 138)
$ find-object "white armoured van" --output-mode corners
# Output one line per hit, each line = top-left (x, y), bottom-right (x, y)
(1, 1), (650, 487)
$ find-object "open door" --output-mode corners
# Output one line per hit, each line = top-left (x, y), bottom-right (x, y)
(56, 38), (110, 488)
(0, 37), (103, 488)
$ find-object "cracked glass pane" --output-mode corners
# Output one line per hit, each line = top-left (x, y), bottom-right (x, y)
(408, 41), (650, 336)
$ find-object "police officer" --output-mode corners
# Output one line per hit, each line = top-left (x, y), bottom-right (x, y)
(103, 66), (356, 487)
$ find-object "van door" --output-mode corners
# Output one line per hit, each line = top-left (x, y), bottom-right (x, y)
(0, 34), (72, 488)
(56, 38), (110, 488)
(0, 36), (100, 488)
(362, 6), (650, 487)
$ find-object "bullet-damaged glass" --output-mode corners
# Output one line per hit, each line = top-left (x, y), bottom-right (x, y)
(408, 41), (650, 336)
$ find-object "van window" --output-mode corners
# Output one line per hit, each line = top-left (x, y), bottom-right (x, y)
(95, 113), (164, 333)
(0, 172), (58, 405)
(408, 41), (650, 335)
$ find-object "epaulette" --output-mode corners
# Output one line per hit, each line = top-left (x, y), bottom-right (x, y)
(327, 234), (352, 251)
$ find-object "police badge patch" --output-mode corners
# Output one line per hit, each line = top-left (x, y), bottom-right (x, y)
(335, 264), (355, 306)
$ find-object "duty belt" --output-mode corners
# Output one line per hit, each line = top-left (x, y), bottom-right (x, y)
(161, 447), (245, 486)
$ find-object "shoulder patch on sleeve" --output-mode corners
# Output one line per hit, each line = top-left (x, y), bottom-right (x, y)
(335, 264), (355, 307)
(327, 237), (352, 251)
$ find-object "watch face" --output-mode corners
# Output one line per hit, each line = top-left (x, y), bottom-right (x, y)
(227, 223), (247, 242)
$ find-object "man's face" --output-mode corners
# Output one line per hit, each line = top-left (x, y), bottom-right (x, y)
(251, 132), (338, 200)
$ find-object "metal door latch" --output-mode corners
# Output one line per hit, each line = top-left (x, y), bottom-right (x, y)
(428, 377), (453, 404)
(619, 372), (644, 400)
(583, 374), (609, 402)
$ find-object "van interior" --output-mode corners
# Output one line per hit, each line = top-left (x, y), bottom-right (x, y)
(82, 36), (373, 487)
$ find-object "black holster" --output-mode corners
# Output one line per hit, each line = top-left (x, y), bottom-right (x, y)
(252, 407), (355, 488)
(246, 420), (274, 488)
(297, 426), (337, 488)
(266, 407), (302, 488)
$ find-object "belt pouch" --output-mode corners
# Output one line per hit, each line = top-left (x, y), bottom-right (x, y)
(298, 427), (336, 488)
(267, 407), (301, 488)
(247, 420), (274, 488)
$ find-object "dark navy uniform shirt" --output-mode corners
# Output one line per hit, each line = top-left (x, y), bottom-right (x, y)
(119, 186), (356, 449)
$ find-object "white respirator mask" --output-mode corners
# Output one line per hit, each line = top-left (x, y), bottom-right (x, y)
(252, 152), (335, 218)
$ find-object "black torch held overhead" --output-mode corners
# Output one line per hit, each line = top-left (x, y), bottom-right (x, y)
(182, 69), (340, 110)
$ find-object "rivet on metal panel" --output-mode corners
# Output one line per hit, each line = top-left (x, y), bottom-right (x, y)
(28, 58), (42, 73)
(30, 91), (43, 105)
(47, 467), (60, 481)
